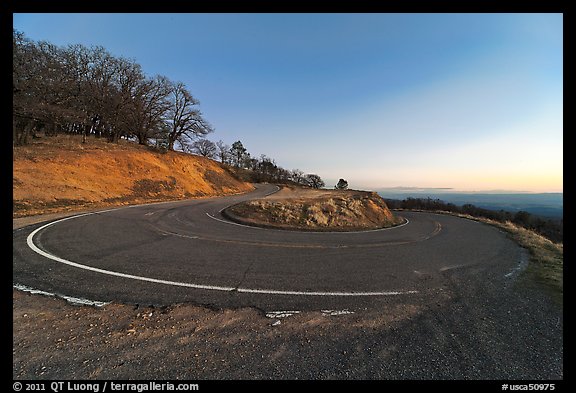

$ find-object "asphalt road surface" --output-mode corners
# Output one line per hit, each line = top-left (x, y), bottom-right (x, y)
(15, 184), (524, 311)
(13, 184), (563, 379)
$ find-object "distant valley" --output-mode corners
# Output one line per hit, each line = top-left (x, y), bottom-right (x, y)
(376, 189), (563, 219)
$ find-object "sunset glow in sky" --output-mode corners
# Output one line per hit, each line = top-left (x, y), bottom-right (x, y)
(13, 13), (563, 192)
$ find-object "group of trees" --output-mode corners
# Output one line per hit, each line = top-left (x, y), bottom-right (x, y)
(191, 139), (325, 189)
(13, 30), (327, 189)
(384, 197), (563, 243)
(13, 30), (212, 149)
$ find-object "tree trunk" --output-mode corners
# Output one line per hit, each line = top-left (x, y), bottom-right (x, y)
(85, 123), (94, 144)
(17, 120), (34, 146)
(13, 116), (18, 149)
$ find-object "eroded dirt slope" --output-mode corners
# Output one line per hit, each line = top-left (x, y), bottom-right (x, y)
(13, 135), (253, 217)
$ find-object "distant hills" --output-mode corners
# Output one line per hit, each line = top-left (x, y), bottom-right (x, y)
(376, 189), (563, 219)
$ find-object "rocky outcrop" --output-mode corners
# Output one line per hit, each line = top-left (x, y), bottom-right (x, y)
(224, 189), (403, 231)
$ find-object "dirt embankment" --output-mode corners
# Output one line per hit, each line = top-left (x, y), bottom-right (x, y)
(224, 185), (404, 231)
(13, 135), (253, 217)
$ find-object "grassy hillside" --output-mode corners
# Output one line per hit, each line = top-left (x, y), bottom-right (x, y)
(13, 135), (253, 217)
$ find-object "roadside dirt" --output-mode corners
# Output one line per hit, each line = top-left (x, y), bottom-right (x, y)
(12, 288), (425, 379)
(13, 135), (253, 218)
(225, 185), (403, 231)
(13, 274), (562, 380)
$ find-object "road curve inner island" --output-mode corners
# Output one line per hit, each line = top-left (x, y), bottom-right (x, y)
(13, 184), (523, 311)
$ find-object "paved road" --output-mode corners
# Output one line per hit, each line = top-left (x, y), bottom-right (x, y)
(14, 184), (523, 311)
(13, 184), (564, 379)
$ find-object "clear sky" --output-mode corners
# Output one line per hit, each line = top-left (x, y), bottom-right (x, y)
(13, 13), (563, 192)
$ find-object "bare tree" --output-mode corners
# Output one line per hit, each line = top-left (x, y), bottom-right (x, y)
(191, 139), (217, 158)
(276, 167), (291, 183)
(81, 46), (124, 141)
(290, 169), (305, 184)
(257, 155), (277, 181)
(13, 30), (42, 145)
(106, 57), (147, 143)
(126, 75), (172, 145)
(165, 81), (213, 151)
(215, 140), (230, 164)
(12, 31), (219, 158)
(304, 174), (325, 189)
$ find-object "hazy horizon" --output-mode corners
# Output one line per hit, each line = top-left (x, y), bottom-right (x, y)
(371, 186), (563, 195)
(373, 187), (563, 219)
(13, 13), (563, 193)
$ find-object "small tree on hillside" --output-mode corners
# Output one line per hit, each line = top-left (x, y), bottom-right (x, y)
(165, 81), (213, 151)
(335, 178), (348, 190)
(304, 174), (325, 189)
(191, 138), (217, 158)
(230, 140), (248, 168)
(216, 140), (230, 164)
(290, 169), (304, 185)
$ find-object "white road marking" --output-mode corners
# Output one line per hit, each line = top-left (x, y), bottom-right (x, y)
(25, 215), (418, 297)
(13, 283), (109, 307)
(321, 309), (355, 316)
(22, 193), (420, 298)
(439, 264), (468, 272)
(209, 185), (412, 233)
(265, 311), (301, 318)
(207, 212), (410, 234)
(238, 287), (418, 296)
(505, 248), (530, 278)
(206, 212), (265, 230)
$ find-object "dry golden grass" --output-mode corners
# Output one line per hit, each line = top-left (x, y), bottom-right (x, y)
(424, 210), (563, 303)
(13, 135), (253, 217)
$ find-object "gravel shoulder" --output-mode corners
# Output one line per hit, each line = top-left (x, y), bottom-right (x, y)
(13, 272), (562, 380)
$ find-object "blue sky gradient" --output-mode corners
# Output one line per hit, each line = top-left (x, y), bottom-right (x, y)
(13, 13), (563, 192)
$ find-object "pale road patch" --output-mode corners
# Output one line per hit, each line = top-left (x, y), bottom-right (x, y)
(439, 263), (470, 272)
(505, 248), (530, 279)
(13, 283), (109, 307)
(265, 311), (301, 319)
(25, 213), (420, 298)
(321, 310), (355, 316)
